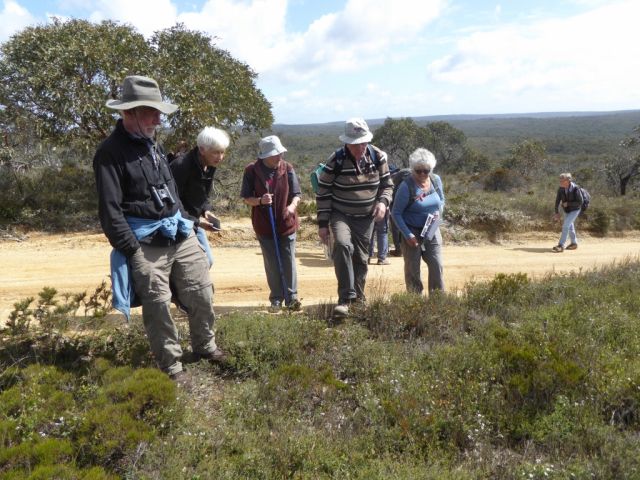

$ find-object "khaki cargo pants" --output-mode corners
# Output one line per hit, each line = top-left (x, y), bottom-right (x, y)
(130, 233), (217, 375)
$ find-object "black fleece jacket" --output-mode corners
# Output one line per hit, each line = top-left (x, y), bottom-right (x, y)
(554, 183), (584, 214)
(170, 147), (216, 223)
(93, 119), (187, 256)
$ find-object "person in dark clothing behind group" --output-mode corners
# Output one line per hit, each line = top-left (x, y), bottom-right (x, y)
(240, 135), (302, 312)
(389, 165), (408, 257)
(170, 127), (230, 266)
(552, 172), (583, 252)
(93, 75), (225, 385)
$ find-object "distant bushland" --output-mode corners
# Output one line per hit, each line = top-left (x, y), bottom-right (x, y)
(2, 110), (640, 237)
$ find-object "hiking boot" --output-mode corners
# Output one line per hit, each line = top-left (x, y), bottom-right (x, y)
(287, 298), (302, 311)
(332, 303), (349, 319)
(552, 245), (564, 253)
(169, 370), (192, 389)
(566, 243), (578, 250)
(197, 348), (227, 364)
(268, 300), (282, 313)
(377, 258), (391, 265)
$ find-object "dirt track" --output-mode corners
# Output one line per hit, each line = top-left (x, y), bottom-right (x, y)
(1, 218), (639, 322)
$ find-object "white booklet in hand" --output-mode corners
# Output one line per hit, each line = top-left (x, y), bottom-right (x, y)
(420, 212), (441, 241)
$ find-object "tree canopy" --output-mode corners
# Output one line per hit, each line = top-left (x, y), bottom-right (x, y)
(502, 139), (547, 177)
(372, 117), (429, 168)
(372, 117), (472, 172)
(605, 125), (640, 195)
(0, 19), (273, 156)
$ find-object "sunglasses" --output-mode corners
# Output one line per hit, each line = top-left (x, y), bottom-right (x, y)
(413, 169), (431, 175)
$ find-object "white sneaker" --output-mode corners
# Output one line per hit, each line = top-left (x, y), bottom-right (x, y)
(333, 304), (349, 318)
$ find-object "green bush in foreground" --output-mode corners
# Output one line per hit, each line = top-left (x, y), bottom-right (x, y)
(3, 261), (640, 478)
(0, 359), (178, 478)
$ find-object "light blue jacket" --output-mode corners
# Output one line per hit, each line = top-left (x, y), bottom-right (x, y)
(391, 173), (444, 240)
(111, 211), (194, 320)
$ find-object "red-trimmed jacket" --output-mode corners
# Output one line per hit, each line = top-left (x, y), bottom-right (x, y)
(243, 159), (300, 238)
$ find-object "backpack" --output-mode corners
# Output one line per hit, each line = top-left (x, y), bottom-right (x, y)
(392, 168), (443, 208)
(310, 145), (379, 194)
(577, 185), (590, 213)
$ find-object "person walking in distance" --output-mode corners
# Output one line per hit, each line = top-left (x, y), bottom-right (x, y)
(93, 75), (225, 385)
(241, 135), (302, 312)
(316, 118), (393, 319)
(552, 172), (584, 252)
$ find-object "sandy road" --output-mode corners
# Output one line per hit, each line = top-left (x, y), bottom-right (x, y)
(1, 221), (639, 322)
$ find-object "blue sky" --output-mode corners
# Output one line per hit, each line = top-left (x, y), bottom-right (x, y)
(1, 0), (638, 124)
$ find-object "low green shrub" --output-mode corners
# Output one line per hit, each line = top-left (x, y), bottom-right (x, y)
(0, 360), (178, 478)
(446, 193), (529, 240)
(5, 261), (640, 478)
(355, 291), (468, 341)
(0, 161), (98, 231)
(588, 207), (610, 236)
(482, 167), (525, 192)
(465, 272), (532, 319)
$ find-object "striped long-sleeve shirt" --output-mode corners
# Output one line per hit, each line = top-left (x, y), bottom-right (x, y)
(315, 145), (393, 228)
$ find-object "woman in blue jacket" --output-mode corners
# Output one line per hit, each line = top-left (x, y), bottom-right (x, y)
(391, 148), (445, 294)
(553, 173), (583, 252)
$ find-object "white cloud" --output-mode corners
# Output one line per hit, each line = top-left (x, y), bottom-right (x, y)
(177, 0), (289, 73)
(88, 0), (178, 37)
(281, 0), (447, 79)
(175, 0), (447, 82)
(0, 0), (36, 41)
(427, 0), (640, 111)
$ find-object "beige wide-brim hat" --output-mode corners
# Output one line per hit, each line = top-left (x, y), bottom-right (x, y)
(258, 135), (288, 159)
(339, 117), (373, 144)
(106, 75), (178, 115)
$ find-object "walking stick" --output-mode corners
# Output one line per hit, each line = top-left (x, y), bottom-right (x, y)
(266, 185), (290, 305)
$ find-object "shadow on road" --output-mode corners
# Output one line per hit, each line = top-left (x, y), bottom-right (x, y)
(510, 247), (554, 253)
(297, 251), (332, 267)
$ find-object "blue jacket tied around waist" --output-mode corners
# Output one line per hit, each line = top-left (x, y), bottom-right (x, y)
(111, 211), (195, 320)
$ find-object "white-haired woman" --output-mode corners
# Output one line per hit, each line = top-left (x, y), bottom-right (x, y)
(552, 172), (583, 252)
(391, 148), (445, 293)
(170, 126), (230, 266)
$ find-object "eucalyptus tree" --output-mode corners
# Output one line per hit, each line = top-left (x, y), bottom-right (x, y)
(149, 24), (272, 152)
(0, 19), (273, 161)
(503, 139), (547, 177)
(605, 126), (640, 195)
(0, 18), (151, 153)
(373, 117), (470, 172)
(372, 117), (429, 167)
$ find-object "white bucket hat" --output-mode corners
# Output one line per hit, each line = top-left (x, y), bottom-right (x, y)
(106, 75), (178, 114)
(339, 117), (373, 144)
(258, 135), (287, 159)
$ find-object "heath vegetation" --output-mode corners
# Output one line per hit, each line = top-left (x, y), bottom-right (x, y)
(2, 259), (640, 478)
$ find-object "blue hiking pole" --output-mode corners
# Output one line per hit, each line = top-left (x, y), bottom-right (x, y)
(266, 185), (290, 306)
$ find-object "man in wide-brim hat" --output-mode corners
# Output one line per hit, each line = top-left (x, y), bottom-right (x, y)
(93, 75), (225, 386)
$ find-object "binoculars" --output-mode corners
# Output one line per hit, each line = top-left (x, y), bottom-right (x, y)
(151, 184), (176, 209)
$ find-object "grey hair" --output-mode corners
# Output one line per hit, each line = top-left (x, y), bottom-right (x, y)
(197, 127), (230, 151)
(409, 148), (437, 171)
(559, 173), (573, 182)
